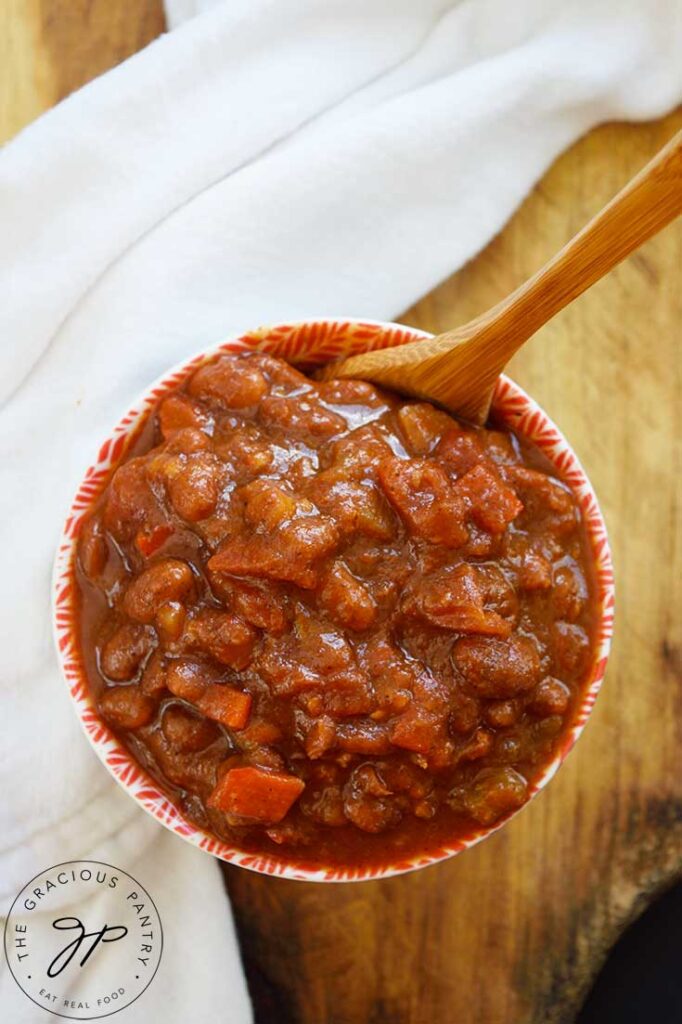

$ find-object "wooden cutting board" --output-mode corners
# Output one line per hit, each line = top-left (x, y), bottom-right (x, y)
(3, 3), (680, 1021)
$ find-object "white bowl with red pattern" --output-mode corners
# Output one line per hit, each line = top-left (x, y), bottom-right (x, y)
(53, 318), (615, 882)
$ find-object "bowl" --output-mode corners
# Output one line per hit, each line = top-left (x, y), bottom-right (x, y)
(53, 318), (615, 882)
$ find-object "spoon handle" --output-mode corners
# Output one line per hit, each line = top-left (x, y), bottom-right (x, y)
(320, 129), (682, 424)
(445, 127), (682, 367)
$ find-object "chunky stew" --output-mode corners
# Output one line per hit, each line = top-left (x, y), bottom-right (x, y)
(75, 351), (597, 868)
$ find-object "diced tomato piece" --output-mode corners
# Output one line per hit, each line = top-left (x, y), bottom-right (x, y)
(436, 431), (484, 477)
(396, 403), (455, 455)
(414, 564), (515, 638)
(320, 561), (377, 631)
(329, 425), (393, 478)
(304, 717), (336, 759)
(208, 517), (339, 590)
(260, 394), (346, 441)
(239, 719), (283, 747)
(208, 766), (305, 823)
(335, 720), (392, 755)
(196, 684), (252, 730)
(135, 524), (174, 558)
(242, 478), (300, 530)
(454, 463), (523, 534)
(226, 580), (288, 634)
(307, 476), (395, 541)
(389, 707), (444, 754)
(378, 457), (468, 547)
(505, 466), (577, 535)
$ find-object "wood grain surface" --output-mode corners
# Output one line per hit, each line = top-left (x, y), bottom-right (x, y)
(2, 4), (680, 1022)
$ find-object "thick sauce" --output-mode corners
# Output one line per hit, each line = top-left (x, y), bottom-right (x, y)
(75, 352), (597, 868)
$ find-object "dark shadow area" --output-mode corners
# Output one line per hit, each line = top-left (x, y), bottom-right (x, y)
(577, 882), (682, 1023)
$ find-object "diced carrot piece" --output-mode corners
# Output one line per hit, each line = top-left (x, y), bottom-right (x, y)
(229, 580), (288, 634)
(208, 766), (305, 823)
(196, 684), (252, 730)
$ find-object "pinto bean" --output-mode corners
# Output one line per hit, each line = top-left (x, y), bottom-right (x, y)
(99, 685), (155, 730)
(100, 623), (155, 681)
(122, 559), (194, 623)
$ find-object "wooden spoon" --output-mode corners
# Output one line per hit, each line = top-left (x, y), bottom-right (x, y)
(319, 129), (682, 423)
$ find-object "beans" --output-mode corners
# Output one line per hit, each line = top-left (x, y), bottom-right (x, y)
(529, 677), (571, 717)
(140, 651), (167, 696)
(158, 394), (210, 439)
(484, 700), (519, 729)
(188, 355), (268, 409)
(100, 623), (155, 681)
(99, 685), (155, 730)
(343, 765), (402, 833)
(122, 559), (194, 623)
(166, 659), (209, 702)
(552, 622), (589, 676)
(79, 515), (107, 579)
(185, 610), (258, 670)
(161, 705), (219, 752)
(449, 766), (528, 826)
(156, 601), (186, 642)
(167, 455), (222, 522)
(453, 635), (541, 697)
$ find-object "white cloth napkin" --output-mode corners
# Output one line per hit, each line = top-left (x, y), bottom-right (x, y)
(1, 0), (680, 1020)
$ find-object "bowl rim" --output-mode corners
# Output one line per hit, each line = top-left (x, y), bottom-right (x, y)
(52, 316), (615, 883)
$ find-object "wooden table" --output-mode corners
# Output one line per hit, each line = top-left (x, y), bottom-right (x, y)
(3, 3), (680, 1021)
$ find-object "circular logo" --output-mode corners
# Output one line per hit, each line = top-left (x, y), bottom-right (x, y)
(4, 860), (163, 1019)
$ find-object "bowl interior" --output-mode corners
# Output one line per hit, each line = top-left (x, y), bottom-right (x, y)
(53, 318), (614, 882)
